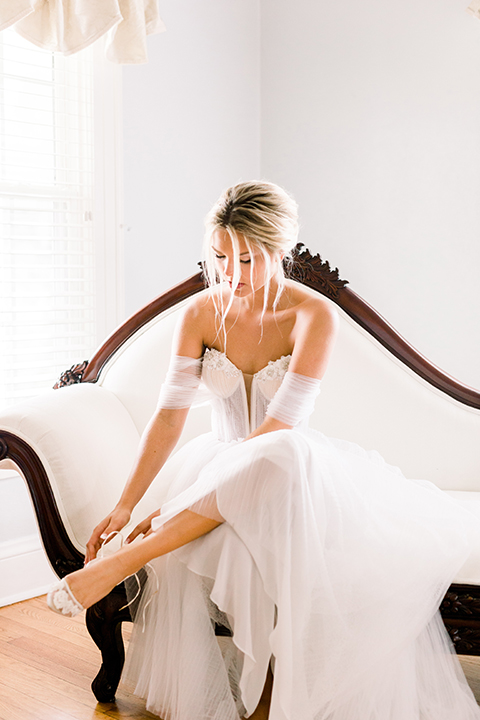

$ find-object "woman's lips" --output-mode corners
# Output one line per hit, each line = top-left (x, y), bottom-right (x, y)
(229, 282), (245, 289)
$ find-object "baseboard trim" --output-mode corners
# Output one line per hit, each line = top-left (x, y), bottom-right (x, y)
(1, 582), (57, 608)
(0, 534), (57, 607)
(0, 534), (40, 560)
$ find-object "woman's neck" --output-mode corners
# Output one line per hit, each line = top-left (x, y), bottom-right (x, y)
(229, 280), (285, 316)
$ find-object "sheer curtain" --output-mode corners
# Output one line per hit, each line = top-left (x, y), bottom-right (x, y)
(0, 29), (108, 406)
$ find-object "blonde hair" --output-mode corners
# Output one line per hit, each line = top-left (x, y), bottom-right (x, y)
(203, 181), (299, 337)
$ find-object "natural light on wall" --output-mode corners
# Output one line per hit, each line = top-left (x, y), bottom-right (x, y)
(0, 29), (99, 406)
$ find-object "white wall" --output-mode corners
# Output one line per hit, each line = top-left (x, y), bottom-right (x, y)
(261, 0), (480, 388)
(123, 0), (261, 316)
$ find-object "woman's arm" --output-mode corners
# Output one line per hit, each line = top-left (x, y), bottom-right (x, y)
(85, 407), (189, 561)
(288, 294), (339, 379)
(85, 299), (207, 561)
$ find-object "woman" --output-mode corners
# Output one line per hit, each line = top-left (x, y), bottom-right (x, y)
(48, 181), (480, 720)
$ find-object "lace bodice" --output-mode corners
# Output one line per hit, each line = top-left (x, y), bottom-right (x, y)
(202, 348), (291, 441)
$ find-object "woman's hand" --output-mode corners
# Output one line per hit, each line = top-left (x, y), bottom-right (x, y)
(126, 509), (162, 544)
(85, 506), (132, 563)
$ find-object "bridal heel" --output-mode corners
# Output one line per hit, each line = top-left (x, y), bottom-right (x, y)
(46, 530), (155, 620)
(47, 577), (84, 617)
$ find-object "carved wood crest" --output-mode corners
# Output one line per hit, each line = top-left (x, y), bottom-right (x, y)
(286, 243), (348, 299)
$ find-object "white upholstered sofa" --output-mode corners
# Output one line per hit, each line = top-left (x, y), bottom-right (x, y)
(1, 245), (480, 701)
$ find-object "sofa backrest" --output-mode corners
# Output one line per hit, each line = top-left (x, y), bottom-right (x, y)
(99, 286), (480, 491)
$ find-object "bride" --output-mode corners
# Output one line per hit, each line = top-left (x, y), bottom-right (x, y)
(47, 181), (480, 720)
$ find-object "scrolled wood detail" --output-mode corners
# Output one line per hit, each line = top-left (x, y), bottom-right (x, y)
(55, 557), (85, 575)
(444, 624), (480, 655)
(440, 587), (480, 618)
(53, 360), (88, 389)
(287, 243), (349, 299)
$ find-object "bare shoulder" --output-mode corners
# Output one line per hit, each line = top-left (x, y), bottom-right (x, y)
(173, 290), (213, 357)
(173, 288), (218, 356)
(182, 288), (217, 324)
(285, 280), (338, 332)
(284, 281), (339, 378)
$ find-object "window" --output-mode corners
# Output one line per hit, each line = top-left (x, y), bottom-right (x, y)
(0, 29), (122, 407)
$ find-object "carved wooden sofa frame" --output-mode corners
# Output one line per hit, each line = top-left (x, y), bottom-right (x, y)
(1, 245), (480, 703)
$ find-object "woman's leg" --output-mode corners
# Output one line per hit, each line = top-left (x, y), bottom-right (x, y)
(243, 668), (273, 720)
(64, 510), (221, 610)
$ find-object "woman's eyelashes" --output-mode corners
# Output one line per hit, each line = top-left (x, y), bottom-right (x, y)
(214, 254), (251, 264)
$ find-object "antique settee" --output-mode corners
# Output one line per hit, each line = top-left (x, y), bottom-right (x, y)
(1, 246), (480, 703)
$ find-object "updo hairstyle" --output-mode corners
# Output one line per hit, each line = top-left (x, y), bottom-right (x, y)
(203, 181), (299, 315)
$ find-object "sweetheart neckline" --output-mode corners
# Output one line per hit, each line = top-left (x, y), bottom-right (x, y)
(204, 347), (291, 378)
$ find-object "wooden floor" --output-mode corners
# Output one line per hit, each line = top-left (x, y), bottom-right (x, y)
(0, 595), (155, 720)
(1, 595), (480, 720)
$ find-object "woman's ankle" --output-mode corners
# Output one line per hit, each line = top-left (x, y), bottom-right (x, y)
(67, 554), (126, 609)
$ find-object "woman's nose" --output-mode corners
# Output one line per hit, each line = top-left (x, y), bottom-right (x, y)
(225, 258), (235, 278)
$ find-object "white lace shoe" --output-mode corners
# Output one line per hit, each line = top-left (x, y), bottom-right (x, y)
(47, 577), (84, 617)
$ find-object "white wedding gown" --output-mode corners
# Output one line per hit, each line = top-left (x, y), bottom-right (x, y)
(122, 348), (480, 720)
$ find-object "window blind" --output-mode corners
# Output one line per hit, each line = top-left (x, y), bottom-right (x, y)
(0, 29), (96, 406)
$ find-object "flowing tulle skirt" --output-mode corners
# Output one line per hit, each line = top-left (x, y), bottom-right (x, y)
(122, 429), (480, 720)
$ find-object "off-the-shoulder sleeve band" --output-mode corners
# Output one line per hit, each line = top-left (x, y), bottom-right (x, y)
(157, 355), (202, 409)
(266, 371), (321, 426)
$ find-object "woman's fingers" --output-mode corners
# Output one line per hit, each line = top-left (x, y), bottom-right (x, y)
(126, 510), (161, 544)
(85, 508), (158, 561)
(85, 508), (131, 563)
(85, 518), (110, 562)
(126, 519), (151, 543)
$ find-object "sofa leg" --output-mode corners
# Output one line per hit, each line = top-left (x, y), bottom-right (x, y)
(86, 582), (133, 702)
(85, 568), (149, 702)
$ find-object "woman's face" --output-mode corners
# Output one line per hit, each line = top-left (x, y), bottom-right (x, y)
(212, 229), (275, 297)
